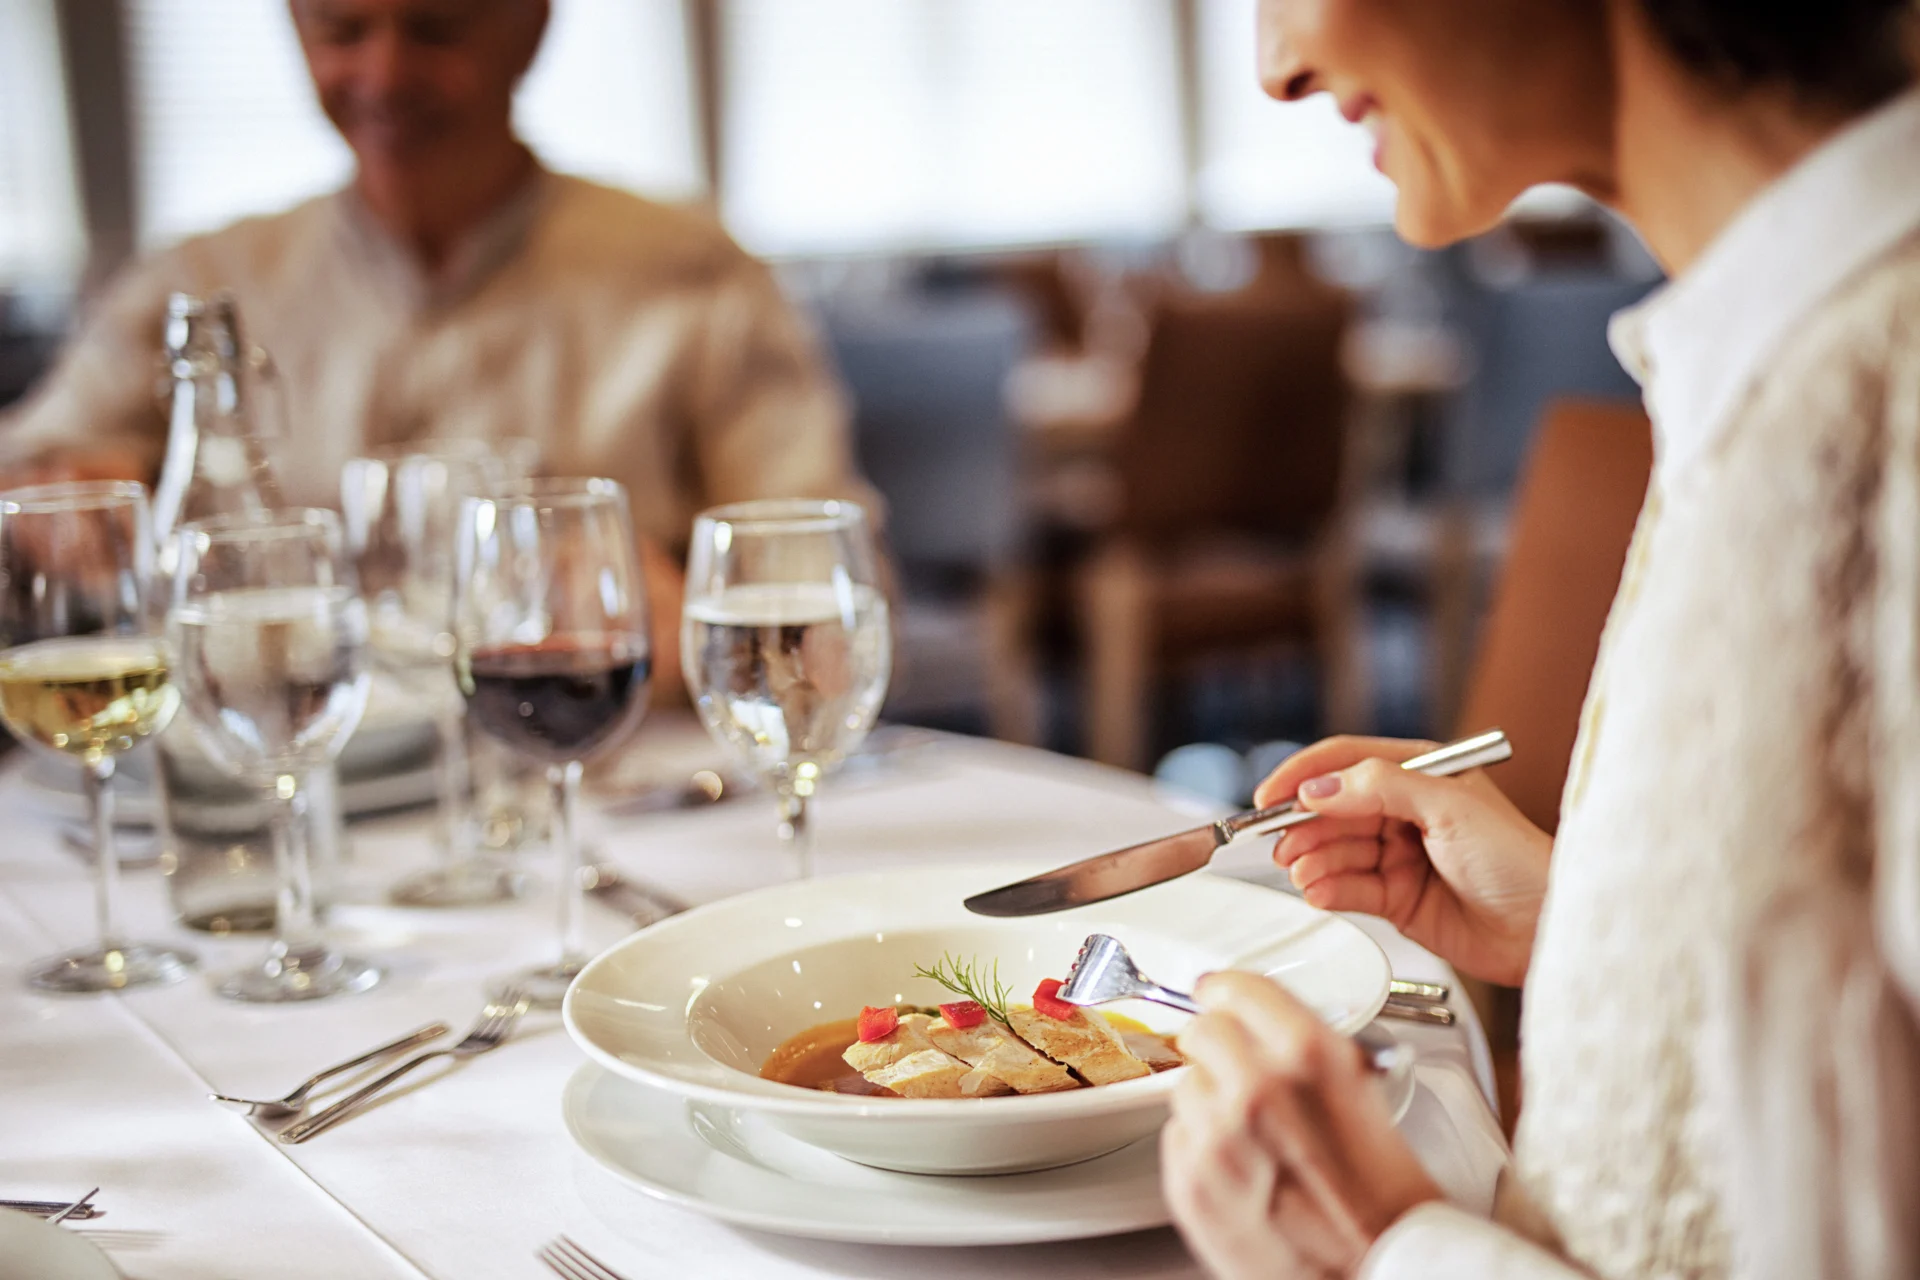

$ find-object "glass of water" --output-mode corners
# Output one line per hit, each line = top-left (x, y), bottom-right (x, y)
(341, 442), (524, 906)
(681, 500), (891, 880)
(169, 509), (379, 1002)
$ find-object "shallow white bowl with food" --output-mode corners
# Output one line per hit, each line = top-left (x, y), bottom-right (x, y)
(563, 863), (1389, 1175)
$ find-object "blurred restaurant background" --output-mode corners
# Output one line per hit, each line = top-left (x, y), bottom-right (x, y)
(0, 0), (1660, 787)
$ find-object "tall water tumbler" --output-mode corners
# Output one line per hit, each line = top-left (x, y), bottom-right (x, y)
(341, 441), (524, 906)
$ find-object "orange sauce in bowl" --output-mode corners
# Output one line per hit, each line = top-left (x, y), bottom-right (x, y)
(758, 1016), (898, 1096)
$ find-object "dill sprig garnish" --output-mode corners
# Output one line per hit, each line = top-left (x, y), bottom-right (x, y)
(912, 953), (1012, 1025)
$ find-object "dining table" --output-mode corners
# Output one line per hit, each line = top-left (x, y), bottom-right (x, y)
(0, 718), (1510, 1280)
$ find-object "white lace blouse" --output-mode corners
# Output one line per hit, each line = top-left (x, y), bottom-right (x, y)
(1363, 88), (1920, 1280)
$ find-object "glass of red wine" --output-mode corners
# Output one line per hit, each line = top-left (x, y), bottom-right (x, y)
(453, 478), (650, 1008)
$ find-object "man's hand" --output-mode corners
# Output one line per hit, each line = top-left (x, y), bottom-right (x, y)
(1, 448), (151, 491)
(1164, 972), (1443, 1279)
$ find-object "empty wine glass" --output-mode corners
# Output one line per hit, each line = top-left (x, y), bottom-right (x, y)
(341, 441), (524, 906)
(453, 478), (651, 1008)
(0, 482), (197, 991)
(170, 509), (379, 1002)
(681, 499), (891, 880)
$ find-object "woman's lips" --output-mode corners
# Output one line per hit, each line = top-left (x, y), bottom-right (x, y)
(1337, 94), (1378, 125)
(1363, 114), (1387, 173)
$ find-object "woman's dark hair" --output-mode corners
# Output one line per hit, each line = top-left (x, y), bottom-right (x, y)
(1642, 0), (1915, 108)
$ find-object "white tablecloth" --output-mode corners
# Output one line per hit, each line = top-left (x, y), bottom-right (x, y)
(0, 728), (1507, 1279)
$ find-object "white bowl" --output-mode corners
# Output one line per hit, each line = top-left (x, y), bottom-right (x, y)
(563, 863), (1390, 1175)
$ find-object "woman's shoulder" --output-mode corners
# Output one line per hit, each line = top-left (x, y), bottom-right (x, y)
(1796, 232), (1920, 371)
(1740, 232), (1920, 453)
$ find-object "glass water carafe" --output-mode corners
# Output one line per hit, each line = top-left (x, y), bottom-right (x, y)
(148, 292), (347, 932)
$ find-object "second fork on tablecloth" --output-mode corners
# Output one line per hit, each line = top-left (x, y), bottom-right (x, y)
(278, 990), (530, 1144)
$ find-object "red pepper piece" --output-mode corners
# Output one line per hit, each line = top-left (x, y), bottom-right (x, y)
(1033, 977), (1078, 1021)
(939, 1000), (986, 1029)
(856, 1005), (899, 1043)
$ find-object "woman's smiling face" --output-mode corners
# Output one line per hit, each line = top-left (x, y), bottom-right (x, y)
(1256, 0), (1617, 246)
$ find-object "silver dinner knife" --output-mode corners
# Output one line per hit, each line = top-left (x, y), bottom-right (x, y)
(0, 1197), (104, 1221)
(964, 729), (1512, 917)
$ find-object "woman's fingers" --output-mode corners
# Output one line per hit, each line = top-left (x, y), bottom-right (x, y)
(1252, 736), (1439, 809)
(1192, 974), (1377, 1269)
(1285, 839), (1387, 888)
(1291, 755), (1485, 839)
(1167, 973), (1442, 1278)
(1170, 1014), (1285, 1228)
(1272, 815), (1383, 866)
(1194, 972), (1363, 1078)
(1175, 1006), (1272, 1113)
(1300, 871), (1391, 915)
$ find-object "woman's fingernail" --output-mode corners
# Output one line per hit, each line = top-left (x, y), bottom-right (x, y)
(1300, 774), (1342, 800)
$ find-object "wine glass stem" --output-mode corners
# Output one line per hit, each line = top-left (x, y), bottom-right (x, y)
(550, 760), (586, 973)
(82, 754), (124, 950)
(776, 784), (812, 881)
(268, 774), (319, 956)
(433, 705), (471, 861)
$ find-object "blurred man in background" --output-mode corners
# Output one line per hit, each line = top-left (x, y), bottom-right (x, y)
(0, 0), (870, 671)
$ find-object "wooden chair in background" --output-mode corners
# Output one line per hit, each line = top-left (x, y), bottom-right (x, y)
(1454, 396), (1653, 1127)
(1079, 280), (1360, 770)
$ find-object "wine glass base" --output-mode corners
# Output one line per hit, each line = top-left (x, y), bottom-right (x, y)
(216, 947), (382, 1003)
(490, 959), (584, 1011)
(389, 860), (527, 908)
(28, 941), (199, 993)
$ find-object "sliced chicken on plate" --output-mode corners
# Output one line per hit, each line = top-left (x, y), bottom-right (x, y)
(927, 1018), (1081, 1094)
(865, 1049), (1014, 1098)
(842, 1011), (1014, 1098)
(1008, 1003), (1152, 1086)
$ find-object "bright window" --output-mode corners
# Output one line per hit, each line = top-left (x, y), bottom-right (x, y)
(512, 0), (702, 202)
(1194, 0), (1395, 231)
(0, 0), (85, 285)
(721, 0), (1188, 256)
(126, 0), (702, 250)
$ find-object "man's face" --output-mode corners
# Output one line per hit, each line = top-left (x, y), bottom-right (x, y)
(290, 0), (544, 170)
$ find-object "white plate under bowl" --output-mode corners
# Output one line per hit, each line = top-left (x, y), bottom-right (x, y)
(0, 1211), (119, 1280)
(563, 1064), (1171, 1246)
(564, 863), (1390, 1175)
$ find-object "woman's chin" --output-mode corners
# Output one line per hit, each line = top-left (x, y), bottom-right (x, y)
(1392, 191), (1509, 250)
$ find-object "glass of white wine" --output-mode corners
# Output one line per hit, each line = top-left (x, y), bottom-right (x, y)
(0, 482), (197, 992)
(681, 499), (891, 880)
(169, 509), (379, 1002)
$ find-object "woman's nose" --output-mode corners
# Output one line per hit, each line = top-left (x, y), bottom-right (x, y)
(1256, 10), (1316, 102)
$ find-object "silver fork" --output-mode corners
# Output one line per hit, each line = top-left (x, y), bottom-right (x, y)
(538, 1235), (629, 1280)
(1060, 933), (1405, 1072)
(44, 1188), (99, 1226)
(277, 990), (531, 1144)
(210, 1022), (450, 1117)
